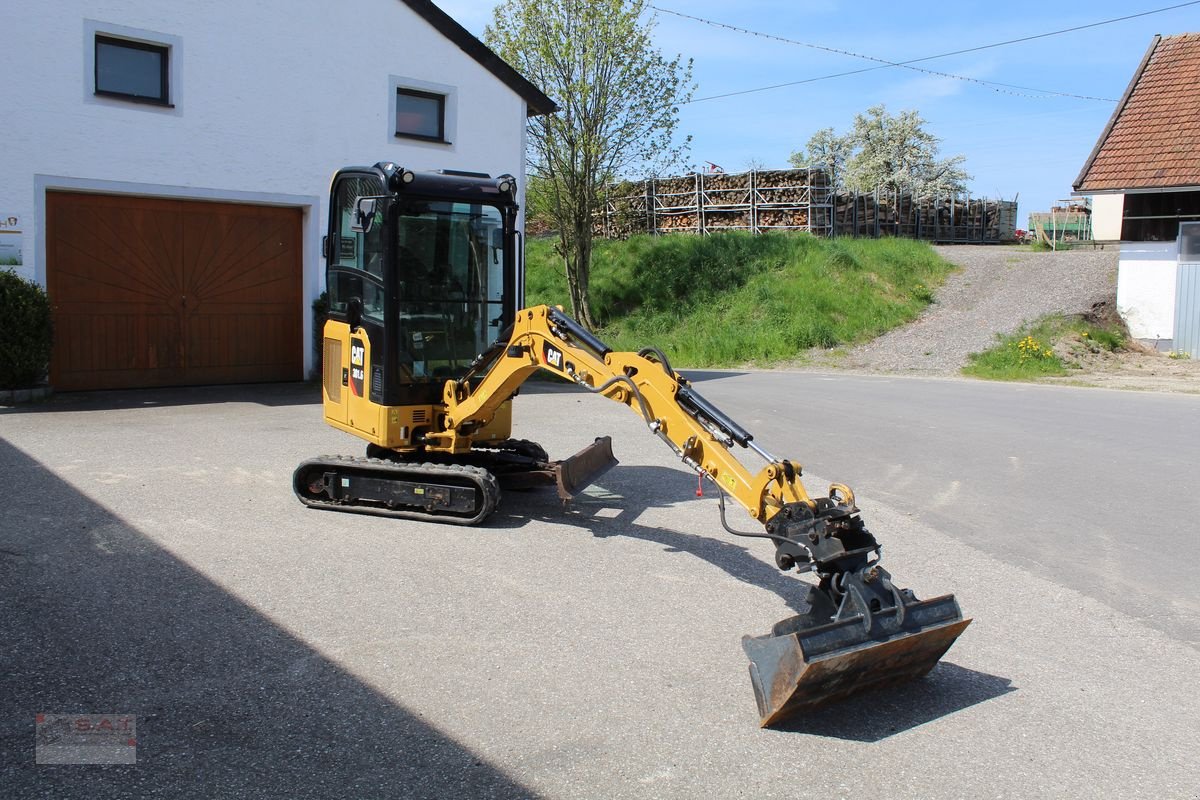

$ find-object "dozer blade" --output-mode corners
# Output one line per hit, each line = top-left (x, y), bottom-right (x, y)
(553, 436), (618, 501)
(742, 593), (971, 727)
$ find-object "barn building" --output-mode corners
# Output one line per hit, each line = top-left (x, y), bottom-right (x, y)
(1074, 33), (1200, 356)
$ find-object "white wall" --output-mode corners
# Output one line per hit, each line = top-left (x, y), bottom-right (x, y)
(1090, 194), (1124, 242)
(1, 0), (531, 375)
(1117, 241), (1177, 344)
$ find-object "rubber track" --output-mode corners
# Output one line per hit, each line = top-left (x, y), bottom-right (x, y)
(367, 439), (549, 465)
(293, 455), (501, 526)
(481, 439), (549, 462)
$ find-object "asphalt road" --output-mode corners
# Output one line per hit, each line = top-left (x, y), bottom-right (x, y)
(1, 377), (1197, 799)
(685, 369), (1200, 647)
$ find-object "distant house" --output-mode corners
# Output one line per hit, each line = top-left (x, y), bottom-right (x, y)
(1, 0), (555, 391)
(1073, 33), (1200, 354)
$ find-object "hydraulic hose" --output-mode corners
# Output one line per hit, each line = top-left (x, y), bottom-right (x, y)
(713, 479), (799, 546)
(637, 347), (675, 378)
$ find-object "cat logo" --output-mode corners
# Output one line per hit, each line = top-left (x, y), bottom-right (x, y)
(542, 343), (564, 371)
(350, 338), (366, 396)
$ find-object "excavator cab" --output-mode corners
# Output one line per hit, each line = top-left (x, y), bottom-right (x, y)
(298, 163), (969, 726)
(320, 164), (520, 445)
(307, 162), (615, 523)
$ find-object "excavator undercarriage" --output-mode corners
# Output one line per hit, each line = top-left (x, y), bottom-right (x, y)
(295, 163), (969, 727)
(294, 434), (616, 523)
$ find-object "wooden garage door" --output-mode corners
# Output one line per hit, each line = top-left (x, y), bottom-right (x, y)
(46, 192), (303, 390)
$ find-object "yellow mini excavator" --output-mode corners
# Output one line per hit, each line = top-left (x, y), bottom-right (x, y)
(294, 163), (970, 727)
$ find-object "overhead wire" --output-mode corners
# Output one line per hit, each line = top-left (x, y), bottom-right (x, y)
(652, 1), (1200, 104)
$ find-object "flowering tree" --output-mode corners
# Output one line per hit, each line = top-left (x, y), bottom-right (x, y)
(790, 105), (970, 196)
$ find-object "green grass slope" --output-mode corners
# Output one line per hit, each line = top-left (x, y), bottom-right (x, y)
(525, 232), (955, 367)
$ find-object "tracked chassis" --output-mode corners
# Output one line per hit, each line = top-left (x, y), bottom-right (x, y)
(293, 436), (617, 525)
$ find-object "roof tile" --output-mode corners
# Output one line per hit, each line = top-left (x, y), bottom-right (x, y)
(1075, 33), (1200, 192)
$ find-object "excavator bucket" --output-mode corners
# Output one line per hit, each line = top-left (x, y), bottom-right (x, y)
(742, 590), (970, 727)
(553, 436), (619, 501)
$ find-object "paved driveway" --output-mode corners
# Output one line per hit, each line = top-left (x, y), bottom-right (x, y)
(1, 380), (1196, 799)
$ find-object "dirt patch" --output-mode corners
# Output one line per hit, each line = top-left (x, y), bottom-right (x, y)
(1043, 337), (1200, 394)
(1039, 300), (1200, 393)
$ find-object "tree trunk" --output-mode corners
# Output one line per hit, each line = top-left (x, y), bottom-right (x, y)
(562, 220), (597, 330)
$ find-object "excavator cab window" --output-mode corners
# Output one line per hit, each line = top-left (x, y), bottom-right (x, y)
(328, 174), (387, 325)
(394, 200), (506, 381)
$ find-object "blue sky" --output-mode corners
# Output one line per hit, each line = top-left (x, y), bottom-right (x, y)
(438, 0), (1200, 225)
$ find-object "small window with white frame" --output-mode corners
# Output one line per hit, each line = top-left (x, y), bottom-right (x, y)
(94, 34), (170, 105)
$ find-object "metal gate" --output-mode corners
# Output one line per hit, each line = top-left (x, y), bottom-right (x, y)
(1176, 222), (1200, 359)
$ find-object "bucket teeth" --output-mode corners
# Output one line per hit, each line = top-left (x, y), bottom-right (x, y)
(743, 593), (971, 727)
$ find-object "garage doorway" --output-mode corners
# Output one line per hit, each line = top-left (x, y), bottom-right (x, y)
(46, 192), (303, 390)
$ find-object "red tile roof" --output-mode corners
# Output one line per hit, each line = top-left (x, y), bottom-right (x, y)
(1074, 33), (1200, 192)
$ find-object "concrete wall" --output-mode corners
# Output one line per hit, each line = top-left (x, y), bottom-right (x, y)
(1090, 194), (1124, 242)
(2, 1), (531, 376)
(1117, 241), (1177, 346)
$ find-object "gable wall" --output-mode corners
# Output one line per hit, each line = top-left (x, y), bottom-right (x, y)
(1, 1), (530, 377)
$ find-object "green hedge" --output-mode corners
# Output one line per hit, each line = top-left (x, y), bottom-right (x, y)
(0, 270), (53, 389)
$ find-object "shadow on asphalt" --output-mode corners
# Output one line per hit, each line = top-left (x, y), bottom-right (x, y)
(770, 663), (1015, 742)
(1, 382), (320, 414)
(0, 437), (541, 799)
(489, 465), (1013, 741)
(671, 369), (747, 384)
(487, 464), (820, 614)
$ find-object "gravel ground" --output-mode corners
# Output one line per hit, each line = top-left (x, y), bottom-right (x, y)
(840, 245), (1118, 374)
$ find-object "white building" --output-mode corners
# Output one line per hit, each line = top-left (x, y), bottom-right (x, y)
(1074, 33), (1200, 355)
(1, 0), (554, 390)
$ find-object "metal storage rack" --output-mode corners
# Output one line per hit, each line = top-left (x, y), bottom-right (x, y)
(596, 170), (1015, 243)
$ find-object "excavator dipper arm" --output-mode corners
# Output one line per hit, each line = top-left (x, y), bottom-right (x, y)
(436, 306), (971, 726)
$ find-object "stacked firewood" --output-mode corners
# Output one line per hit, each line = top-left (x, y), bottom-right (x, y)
(702, 171), (754, 210)
(597, 180), (652, 239)
(702, 211), (752, 230)
(757, 209), (811, 228)
(654, 210), (706, 232)
(757, 170), (829, 207)
(592, 168), (1014, 242)
(833, 193), (1017, 242)
(654, 174), (699, 198)
(594, 168), (833, 237)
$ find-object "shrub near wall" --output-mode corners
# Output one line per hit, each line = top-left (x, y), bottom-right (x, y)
(0, 270), (53, 389)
